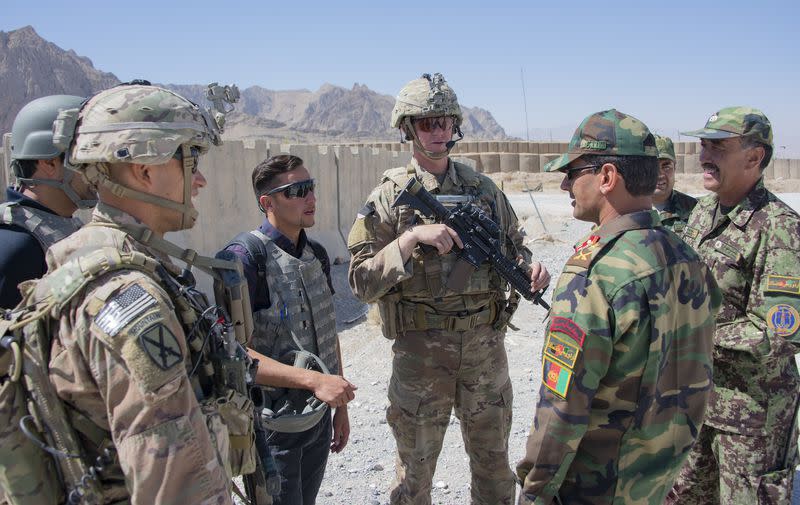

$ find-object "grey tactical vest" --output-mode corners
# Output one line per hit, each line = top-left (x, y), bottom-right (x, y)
(0, 201), (82, 251)
(249, 230), (340, 375)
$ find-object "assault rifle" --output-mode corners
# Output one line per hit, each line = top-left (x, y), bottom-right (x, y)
(392, 178), (550, 311)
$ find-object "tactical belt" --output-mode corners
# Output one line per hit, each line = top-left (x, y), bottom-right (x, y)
(398, 302), (496, 332)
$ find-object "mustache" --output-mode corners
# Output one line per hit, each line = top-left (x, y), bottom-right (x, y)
(702, 163), (719, 171)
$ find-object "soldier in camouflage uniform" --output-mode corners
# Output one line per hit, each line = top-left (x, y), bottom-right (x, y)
(9, 84), (237, 504)
(347, 73), (551, 505)
(515, 109), (722, 505)
(652, 134), (697, 233)
(667, 107), (800, 504)
(0, 95), (95, 308)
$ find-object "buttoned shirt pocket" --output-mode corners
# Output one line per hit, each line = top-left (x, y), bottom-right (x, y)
(709, 236), (750, 322)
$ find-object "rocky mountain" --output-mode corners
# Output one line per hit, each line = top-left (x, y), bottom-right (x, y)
(0, 26), (509, 142)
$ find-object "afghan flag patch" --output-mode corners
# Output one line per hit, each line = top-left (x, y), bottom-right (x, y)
(766, 275), (800, 295)
(544, 332), (580, 368)
(543, 356), (572, 399)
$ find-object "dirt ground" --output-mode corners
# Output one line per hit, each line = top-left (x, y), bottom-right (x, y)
(248, 173), (800, 505)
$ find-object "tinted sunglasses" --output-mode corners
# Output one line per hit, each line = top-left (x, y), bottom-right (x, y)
(265, 178), (316, 198)
(173, 146), (201, 174)
(414, 116), (455, 133)
(564, 164), (600, 181)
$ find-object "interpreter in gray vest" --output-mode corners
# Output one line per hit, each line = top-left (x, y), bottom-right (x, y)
(223, 154), (356, 505)
(347, 73), (551, 505)
(0, 95), (96, 308)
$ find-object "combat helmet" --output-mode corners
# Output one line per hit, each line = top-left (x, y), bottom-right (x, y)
(53, 83), (224, 229)
(391, 73), (464, 160)
(260, 350), (331, 433)
(10, 95), (96, 209)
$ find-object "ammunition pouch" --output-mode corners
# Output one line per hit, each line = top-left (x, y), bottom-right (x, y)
(376, 291), (403, 339)
(216, 389), (257, 476)
(395, 301), (498, 333)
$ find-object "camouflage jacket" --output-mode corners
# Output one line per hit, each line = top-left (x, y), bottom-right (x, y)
(682, 178), (800, 437)
(43, 203), (232, 505)
(656, 189), (697, 234)
(347, 159), (531, 335)
(516, 210), (721, 505)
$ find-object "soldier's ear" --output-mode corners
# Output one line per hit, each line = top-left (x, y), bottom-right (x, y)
(258, 194), (272, 214)
(34, 158), (60, 178)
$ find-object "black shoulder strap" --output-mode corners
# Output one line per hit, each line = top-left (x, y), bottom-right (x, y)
(227, 231), (269, 295)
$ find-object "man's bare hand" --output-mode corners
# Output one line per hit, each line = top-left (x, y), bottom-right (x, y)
(313, 374), (357, 408)
(411, 224), (463, 254)
(529, 261), (551, 293)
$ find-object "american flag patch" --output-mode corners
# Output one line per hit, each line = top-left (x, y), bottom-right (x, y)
(95, 285), (157, 337)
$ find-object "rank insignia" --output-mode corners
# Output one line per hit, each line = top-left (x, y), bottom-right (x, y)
(574, 235), (600, 252)
(139, 323), (183, 370)
(766, 275), (800, 295)
(544, 332), (580, 369)
(766, 304), (800, 337)
(549, 316), (586, 347)
(543, 356), (572, 399)
(683, 227), (700, 240)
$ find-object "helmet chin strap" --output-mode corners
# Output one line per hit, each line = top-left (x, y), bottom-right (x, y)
(402, 118), (463, 161)
(14, 163), (97, 209)
(82, 145), (199, 231)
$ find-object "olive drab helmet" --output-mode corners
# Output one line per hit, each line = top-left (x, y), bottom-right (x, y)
(10, 94), (96, 208)
(390, 72), (464, 160)
(260, 350), (331, 433)
(52, 83), (224, 230)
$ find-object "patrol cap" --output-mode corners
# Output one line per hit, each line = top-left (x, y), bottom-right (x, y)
(654, 135), (676, 162)
(544, 109), (658, 172)
(681, 106), (772, 147)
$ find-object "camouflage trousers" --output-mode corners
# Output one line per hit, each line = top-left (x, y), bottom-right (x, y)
(666, 421), (797, 504)
(386, 324), (515, 505)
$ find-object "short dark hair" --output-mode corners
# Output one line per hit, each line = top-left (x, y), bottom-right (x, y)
(251, 154), (305, 198)
(580, 154), (658, 196)
(11, 153), (66, 180)
(739, 136), (772, 170)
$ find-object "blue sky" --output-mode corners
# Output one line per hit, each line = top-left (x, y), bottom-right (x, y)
(5, 0), (800, 156)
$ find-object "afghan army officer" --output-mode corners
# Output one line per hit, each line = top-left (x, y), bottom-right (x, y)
(516, 109), (722, 505)
(667, 107), (800, 504)
(348, 72), (550, 505)
(652, 134), (697, 233)
(3, 84), (241, 504)
(0, 95), (95, 308)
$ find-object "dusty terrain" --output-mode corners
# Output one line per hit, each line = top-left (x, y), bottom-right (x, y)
(247, 174), (800, 505)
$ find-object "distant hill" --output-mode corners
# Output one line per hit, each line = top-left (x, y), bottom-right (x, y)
(0, 26), (509, 142)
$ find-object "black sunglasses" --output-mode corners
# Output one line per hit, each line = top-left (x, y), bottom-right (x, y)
(173, 146), (201, 174)
(265, 178), (316, 199)
(564, 164), (600, 181)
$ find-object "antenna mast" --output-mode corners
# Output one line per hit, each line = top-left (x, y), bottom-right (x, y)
(520, 67), (530, 141)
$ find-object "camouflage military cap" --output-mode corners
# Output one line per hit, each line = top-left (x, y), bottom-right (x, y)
(654, 135), (676, 162)
(70, 84), (222, 166)
(390, 73), (462, 129)
(681, 106), (772, 147)
(544, 109), (658, 172)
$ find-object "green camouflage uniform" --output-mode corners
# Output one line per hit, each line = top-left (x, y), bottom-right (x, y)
(653, 135), (697, 233)
(667, 107), (800, 505)
(517, 110), (722, 505)
(656, 190), (697, 234)
(348, 158), (530, 505)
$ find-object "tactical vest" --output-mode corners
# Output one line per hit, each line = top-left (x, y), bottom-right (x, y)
(0, 240), (256, 504)
(247, 230), (339, 376)
(0, 201), (82, 251)
(378, 163), (509, 334)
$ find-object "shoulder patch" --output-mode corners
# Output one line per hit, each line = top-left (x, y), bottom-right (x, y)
(138, 323), (183, 370)
(766, 275), (800, 295)
(542, 357), (572, 400)
(94, 284), (157, 336)
(549, 316), (586, 346)
(683, 226), (700, 240)
(544, 332), (580, 369)
(766, 304), (800, 337)
(357, 201), (376, 219)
